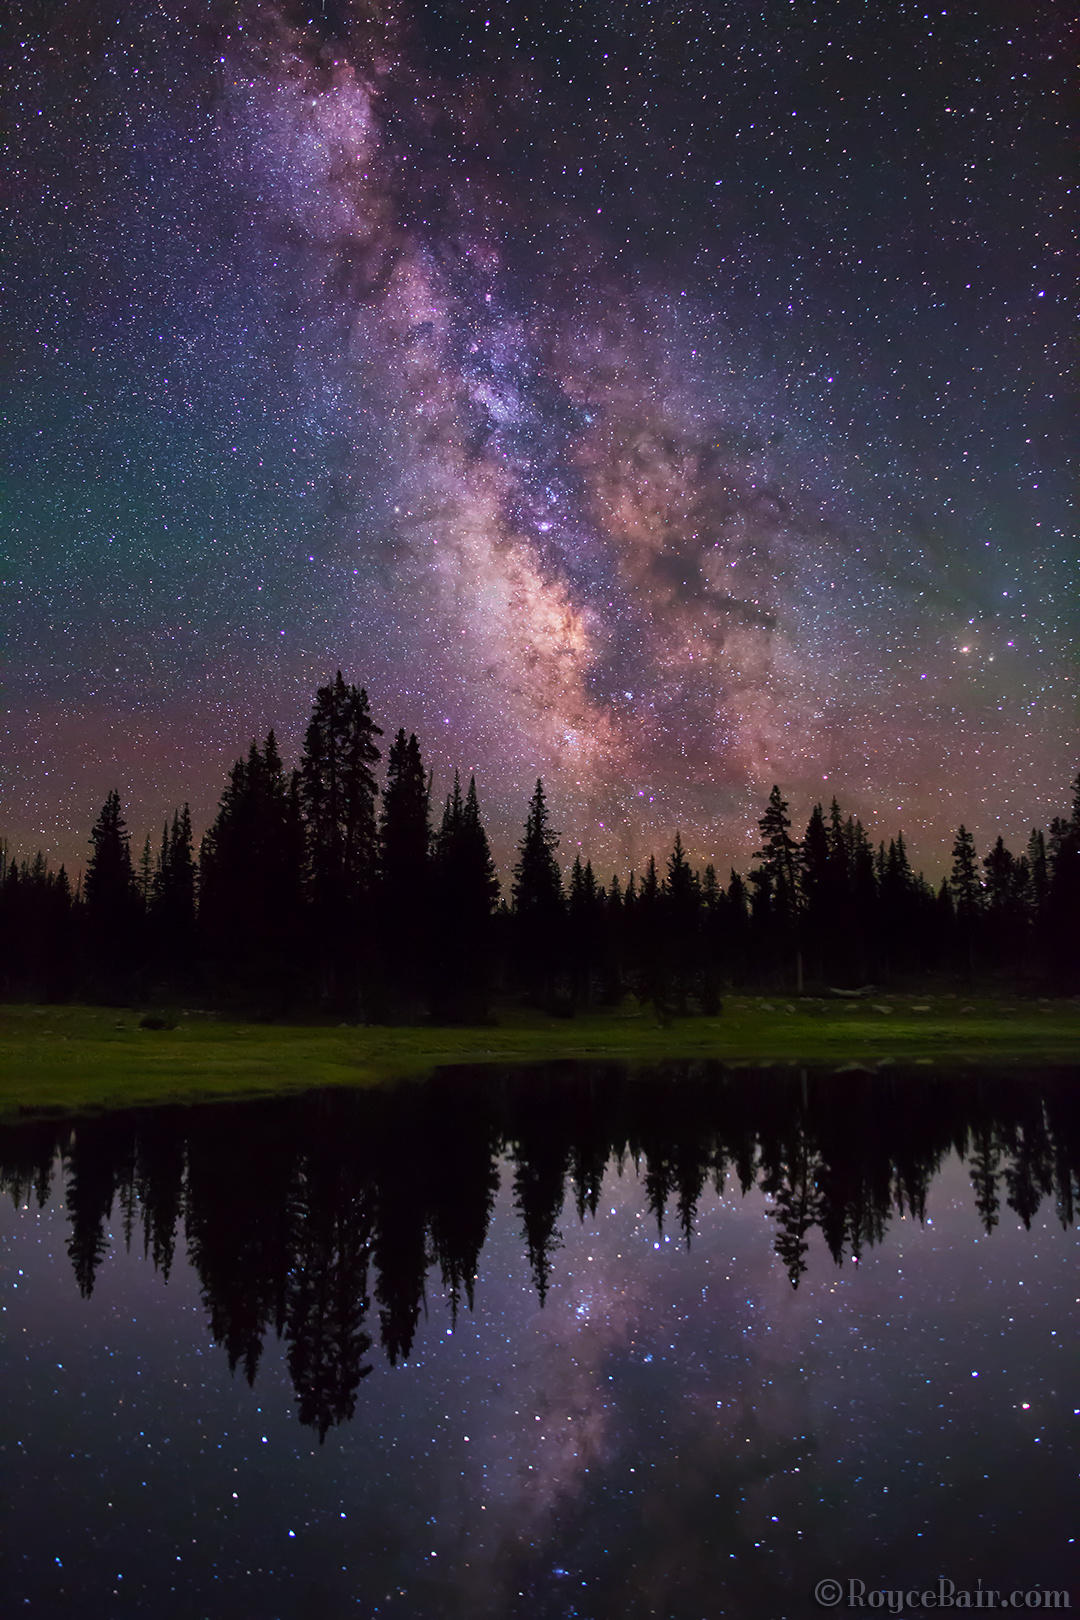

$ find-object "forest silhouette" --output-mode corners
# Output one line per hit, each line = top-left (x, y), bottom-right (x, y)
(2, 675), (1078, 1013)
(2, 1064), (1077, 1439)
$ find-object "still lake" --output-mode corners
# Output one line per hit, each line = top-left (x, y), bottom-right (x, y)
(1, 1063), (1077, 1619)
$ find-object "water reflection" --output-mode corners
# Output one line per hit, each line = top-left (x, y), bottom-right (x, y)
(2, 1064), (1077, 1443)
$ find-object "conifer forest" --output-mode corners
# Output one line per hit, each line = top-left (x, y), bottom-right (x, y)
(4, 675), (1077, 1018)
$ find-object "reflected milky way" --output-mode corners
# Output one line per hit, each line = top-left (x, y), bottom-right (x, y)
(1, 1065), (1078, 1616)
(3, 1064), (1078, 1419)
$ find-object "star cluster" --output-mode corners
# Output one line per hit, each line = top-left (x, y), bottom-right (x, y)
(3, 0), (1074, 875)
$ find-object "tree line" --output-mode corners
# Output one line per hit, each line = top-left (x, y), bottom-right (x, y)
(2, 1064), (1076, 1437)
(1, 672), (1077, 1012)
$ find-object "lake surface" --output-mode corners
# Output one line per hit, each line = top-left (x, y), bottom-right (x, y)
(1, 1063), (1077, 1619)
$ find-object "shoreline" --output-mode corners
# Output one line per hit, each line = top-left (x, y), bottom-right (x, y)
(2, 997), (1078, 1123)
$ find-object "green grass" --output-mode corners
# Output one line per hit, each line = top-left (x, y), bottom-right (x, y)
(1, 995), (1077, 1121)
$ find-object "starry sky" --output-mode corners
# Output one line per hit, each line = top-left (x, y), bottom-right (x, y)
(4, 0), (1075, 878)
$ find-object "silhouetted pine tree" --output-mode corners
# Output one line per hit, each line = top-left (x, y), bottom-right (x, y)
(377, 729), (431, 1015)
(150, 805), (196, 985)
(300, 675), (382, 1011)
(137, 834), (154, 912)
(459, 778), (499, 911)
(664, 832), (700, 1012)
(568, 855), (604, 1008)
(754, 785), (803, 990)
(430, 773), (500, 1020)
(877, 831), (924, 980)
(949, 825), (982, 916)
(200, 735), (305, 1007)
(697, 864), (724, 1013)
(511, 779), (564, 1002)
(1027, 827), (1049, 918)
(982, 835), (1032, 974)
(629, 853), (673, 1017)
(45, 864), (76, 1000)
(800, 804), (830, 984)
(983, 835), (1016, 913)
(0, 851), (76, 1000)
(723, 868), (750, 986)
(950, 824), (983, 976)
(818, 799), (855, 982)
(84, 790), (138, 996)
(848, 814), (878, 983)
(639, 854), (659, 904)
(935, 875), (954, 954)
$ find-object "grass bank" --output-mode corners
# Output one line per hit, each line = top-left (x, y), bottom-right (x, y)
(1, 995), (1078, 1122)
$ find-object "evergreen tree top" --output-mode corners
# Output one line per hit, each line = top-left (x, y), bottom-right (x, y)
(512, 778), (562, 915)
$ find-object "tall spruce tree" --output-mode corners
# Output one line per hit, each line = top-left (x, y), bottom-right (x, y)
(627, 854), (672, 1016)
(0, 851), (76, 1000)
(431, 773), (500, 1020)
(137, 834), (154, 911)
(664, 832), (700, 1012)
(462, 776), (499, 914)
(200, 734), (305, 1006)
(597, 870), (626, 1005)
(511, 779), (564, 1000)
(665, 833), (697, 916)
(301, 676), (382, 910)
(982, 835), (1015, 913)
(847, 814), (877, 984)
(753, 785), (803, 990)
(981, 835), (1029, 971)
(568, 855), (603, 1008)
(152, 805), (196, 982)
(800, 804), (830, 983)
(377, 730), (431, 1012)
(300, 675), (382, 1009)
(877, 831), (919, 979)
(85, 790), (138, 992)
(949, 824), (982, 977)
(694, 864), (723, 1012)
(756, 788), (800, 918)
(48, 864), (76, 1001)
(380, 733), (429, 893)
(723, 869), (751, 986)
(949, 826), (982, 918)
(1026, 828), (1049, 920)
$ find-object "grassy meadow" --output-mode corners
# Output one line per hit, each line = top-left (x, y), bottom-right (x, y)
(1, 994), (1077, 1122)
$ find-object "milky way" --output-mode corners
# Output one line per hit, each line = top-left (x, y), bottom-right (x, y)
(4, 0), (1074, 876)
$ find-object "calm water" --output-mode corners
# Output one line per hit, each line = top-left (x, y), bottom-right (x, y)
(1, 1064), (1077, 1619)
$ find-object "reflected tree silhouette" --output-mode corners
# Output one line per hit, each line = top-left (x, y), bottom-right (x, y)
(3, 1064), (1077, 1434)
(287, 1157), (375, 1438)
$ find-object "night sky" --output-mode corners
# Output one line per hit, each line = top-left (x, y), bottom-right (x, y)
(4, 0), (1074, 879)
